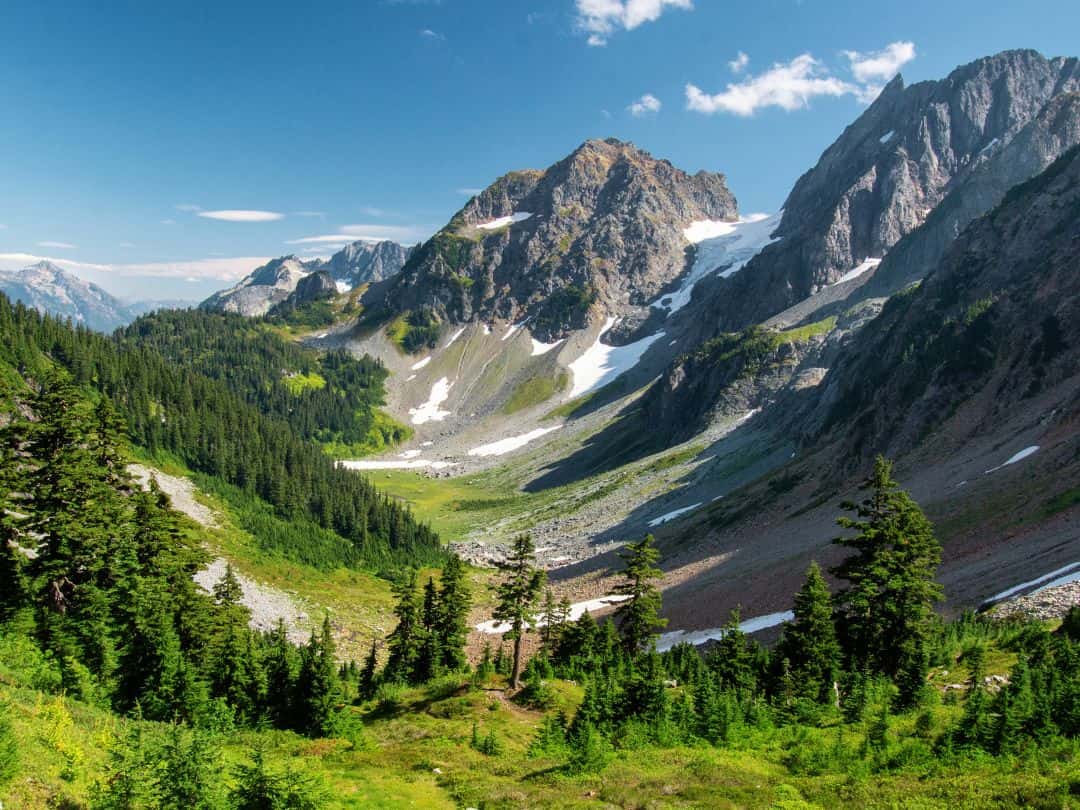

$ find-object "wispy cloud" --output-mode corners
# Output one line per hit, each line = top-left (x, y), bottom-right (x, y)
(37, 241), (77, 249)
(0, 224), (7, 230)
(627, 93), (662, 117)
(293, 210), (326, 218)
(360, 206), (385, 217)
(286, 223), (434, 246)
(686, 43), (915, 116)
(575, 0), (693, 46)
(419, 28), (445, 40)
(175, 203), (202, 212)
(456, 187), (483, 196)
(161, 219), (177, 225)
(843, 41), (916, 83)
(197, 210), (285, 223)
(729, 51), (749, 73)
(118, 242), (136, 248)
(0, 252), (271, 282)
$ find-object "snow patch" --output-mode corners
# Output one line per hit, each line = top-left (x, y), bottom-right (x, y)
(879, 130), (895, 144)
(979, 137), (1001, 156)
(444, 326), (466, 348)
(657, 212), (782, 314)
(335, 280), (353, 294)
(475, 594), (630, 634)
(987, 561), (1080, 604)
(406, 374), (416, 382)
(410, 356), (432, 371)
(985, 445), (1039, 474)
(338, 458), (456, 471)
(409, 377), (453, 424)
(647, 502), (702, 528)
(483, 324), (492, 335)
(530, 336), (563, 356)
(656, 611), (794, 652)
(831, 257), (882, 286)
(467, 426), (561, 457)
(501, 319), (528, 341)
(567, 317), (666, 398)
(398, 449), (423, 459)
(476, 212), (533, 230)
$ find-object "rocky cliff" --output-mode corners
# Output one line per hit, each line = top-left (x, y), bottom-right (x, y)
(369, 138), (737, 342)
(680, 49), (1080, 341)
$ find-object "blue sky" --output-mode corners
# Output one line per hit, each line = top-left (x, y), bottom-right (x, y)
(0, 0), (1076, 301)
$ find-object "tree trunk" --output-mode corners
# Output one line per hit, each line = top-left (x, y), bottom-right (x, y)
(510, 620), (523, 689)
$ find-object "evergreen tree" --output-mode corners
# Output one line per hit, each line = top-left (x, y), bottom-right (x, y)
(832, 456), (942, 682)
(775, 561), (840, 703)
(613, 534), (666, 655)
(263, 619), (298, 728)
(385, 570), (422, 683)
(434, 554), (471, 672)
(296, 615), (341, 737)
(230, 749), (327, 810)
(358, 640), (379, 701)
(708, 608), (757, 694)
(492, 534), (545, 689)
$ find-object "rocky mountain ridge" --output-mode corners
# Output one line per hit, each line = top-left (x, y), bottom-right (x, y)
(0, 261), (143, 333)
(367, 138), (737, 342)
(202, 239), (413, 317)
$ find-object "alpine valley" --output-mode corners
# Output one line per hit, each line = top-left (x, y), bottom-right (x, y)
(3, 43), (1080, 810)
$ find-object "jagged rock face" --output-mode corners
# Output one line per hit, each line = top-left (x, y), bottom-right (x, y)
(0, 261), (133, 332)
(313, 240), (414, 288)
(683, 49), (1080, 340)
(201, 241), (411, 317)
(863, 90), (1080, 297)
(801, 145), (1080, 470)
(201, 256), (309, 317)
(376, 138), (737, 341)
(290, 270), (337, 306)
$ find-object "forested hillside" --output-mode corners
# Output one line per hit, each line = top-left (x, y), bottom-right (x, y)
(0, 294), (442, 572)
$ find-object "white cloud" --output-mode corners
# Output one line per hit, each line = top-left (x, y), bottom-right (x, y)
(0, 252), (271, 282)
(601, 108), (612, 119)
(456, 187), (483, 196)
(198, 210), (284, 222)
(729, 51), (749, 73)
(843, 41), (916, 83)
(286, 222), (433, 246)
(175, 203), (202, 212)
(293, 210), (325, 218)
(686, 53), (856, 116)
(687, 43), (916, 116)
(627, 93), (662, 117)
(38, 241), (77, 249)
(419, 28), (445, 39)
(575, 0), (693, 46)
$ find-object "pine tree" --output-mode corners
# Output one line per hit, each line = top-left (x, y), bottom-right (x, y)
(708, 608), (757, 694)
(613, 534), (666, 655)
(492, 534), (546, 689)
(385, 570), (422, 683)
(296, 615), (341, 737)
(434, 554), (471, 672)
(358, 640), (379, 701)
(832, 456), (942, 682)
(263, 619), (298, 728)
(776, 561), (840, 703)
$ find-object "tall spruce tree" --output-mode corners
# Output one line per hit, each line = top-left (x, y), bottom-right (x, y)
(775, 561), (841, 703)
(435, 554), (471, 672)
(296, 615), (341, 736)
(613, 534), (667, 655)
(385, 570), (422, 684)
(492, 534), (545, 689)
(831, 456), (943, 687)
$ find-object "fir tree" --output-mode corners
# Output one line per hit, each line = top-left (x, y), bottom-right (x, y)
(832, 456), (943, 683)
(358, 640), (379, 701)
(434, 554), (471, 672)
(296, 616), (341, 737)
(708, 608), (757, 694)
(492, 534), (545, 689)
(775, 561), (841, 703)
(613, 534), (667, 655)
(385, 570), (422, 683)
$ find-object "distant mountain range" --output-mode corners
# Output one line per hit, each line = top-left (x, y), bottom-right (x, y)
(200, 240), (414, 317)
(0, 261), (188, 333)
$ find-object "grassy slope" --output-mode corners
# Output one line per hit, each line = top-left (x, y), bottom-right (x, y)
(5, 651), (1078, 809)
